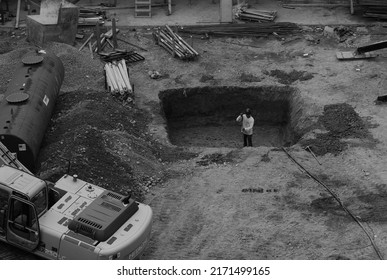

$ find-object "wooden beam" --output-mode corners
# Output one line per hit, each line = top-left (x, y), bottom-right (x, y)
(112, 18), (118, 49)
(78, 33), (94, 51)
(168, 0), (172, 15)
(15, 0), (21, 29)
(281, 3), (350, 8)
(95, 22), (101, 53)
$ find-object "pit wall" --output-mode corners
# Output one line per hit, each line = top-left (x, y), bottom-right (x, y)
(285, 88), (309, 145)
(160, 86), (292, 124)
(158, 86), (309, 146)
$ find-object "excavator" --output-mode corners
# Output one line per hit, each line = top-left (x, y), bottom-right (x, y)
(0, 142), (152, 260)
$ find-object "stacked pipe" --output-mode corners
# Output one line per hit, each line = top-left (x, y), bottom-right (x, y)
(179, 22), (301, 37)
(236, 8), (277, 22)
(104, 59), (133, 95)
(153, 25), (199, 60)
(78, 8), (105, 26)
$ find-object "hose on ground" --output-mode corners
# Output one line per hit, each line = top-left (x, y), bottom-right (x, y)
(282, 147), (383, 260)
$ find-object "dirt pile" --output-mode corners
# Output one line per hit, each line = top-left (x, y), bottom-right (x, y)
(48, 42), (105, 91)
(37, 88), (199, 201)
(320, 103), (369, 138)
(301, 103), (377, 156)
(29, 42), (197, 201)
(263, 69), (313, 85)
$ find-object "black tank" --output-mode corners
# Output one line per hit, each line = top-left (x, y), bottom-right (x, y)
(0, 50), (64, 172)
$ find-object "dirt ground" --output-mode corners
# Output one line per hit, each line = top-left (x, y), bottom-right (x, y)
(2, 20), (387, 260)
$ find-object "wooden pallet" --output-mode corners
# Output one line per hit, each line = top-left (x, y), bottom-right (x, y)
(336, 51), (378, 60)
(135, 0), (151, 17)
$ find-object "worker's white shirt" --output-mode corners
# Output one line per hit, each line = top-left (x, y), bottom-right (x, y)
(236, 114), (254, 135)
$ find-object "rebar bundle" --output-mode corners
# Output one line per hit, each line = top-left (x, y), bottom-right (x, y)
(179, 22), (301, 38)
(153, 25), (199, 60)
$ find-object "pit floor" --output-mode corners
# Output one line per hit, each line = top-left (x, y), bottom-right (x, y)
(168, 123), (286, 148)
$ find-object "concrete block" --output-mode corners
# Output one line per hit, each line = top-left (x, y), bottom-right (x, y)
(57, 6), (79, 44)
(26, 0), (79, 46)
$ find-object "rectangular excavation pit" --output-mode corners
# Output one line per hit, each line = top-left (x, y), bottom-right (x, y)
(159, 86), (302, 148)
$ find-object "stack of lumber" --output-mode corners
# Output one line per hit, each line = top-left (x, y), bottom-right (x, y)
(236, 8), (277, 22)
(359, 0), (387, 4)
(359, 0), (387, 19)
(179, 22), (301, 37)
(104, 59), (133, 95)
(153, 25), (199, 60)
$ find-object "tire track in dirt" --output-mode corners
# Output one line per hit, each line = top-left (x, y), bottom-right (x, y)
(142, 148), (386, 260)
(143, 173), (209, 259)
(265, 148), (382, 259)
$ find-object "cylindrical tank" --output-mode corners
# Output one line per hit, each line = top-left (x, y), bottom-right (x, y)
(0, 50), (64, 172)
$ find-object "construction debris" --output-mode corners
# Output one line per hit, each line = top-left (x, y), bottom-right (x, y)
(99, 50), (145, 63)
(104, 59), (133, 97)
(235, 7), (277, 22)
(334, 26), (354, 42)
(78, 8), (106, 26)
(179, 22), (301, 38)
(148, 70), (162, 79)
(153, 25), (199, 60)
(92, 28), (118, 52)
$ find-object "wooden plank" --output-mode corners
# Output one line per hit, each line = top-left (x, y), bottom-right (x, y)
(79, 33), (94, 51)
(88, 41), (93, 59)
(336, 51), (377, 60)
(112, 18), (118, 49)
(95, 22), (101, 53)
(281, 3), (350, 7)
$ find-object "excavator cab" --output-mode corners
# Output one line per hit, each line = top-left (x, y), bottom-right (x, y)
(6, 196), (41, 251)
(4, 186), (47, 252)
(0, 189), (7, 237)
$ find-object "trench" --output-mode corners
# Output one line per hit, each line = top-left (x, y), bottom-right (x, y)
(159, 86), (305, 148)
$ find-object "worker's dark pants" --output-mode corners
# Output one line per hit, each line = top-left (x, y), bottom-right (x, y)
(243, 134), (253, 147)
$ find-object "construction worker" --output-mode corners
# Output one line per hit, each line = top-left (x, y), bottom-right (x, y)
(236, 108), (254, 147)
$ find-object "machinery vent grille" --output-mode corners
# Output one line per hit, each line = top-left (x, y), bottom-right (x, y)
(106, 192), (122, 200)
(77, 217), (102, 229)
(101, 201), (121, 212)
